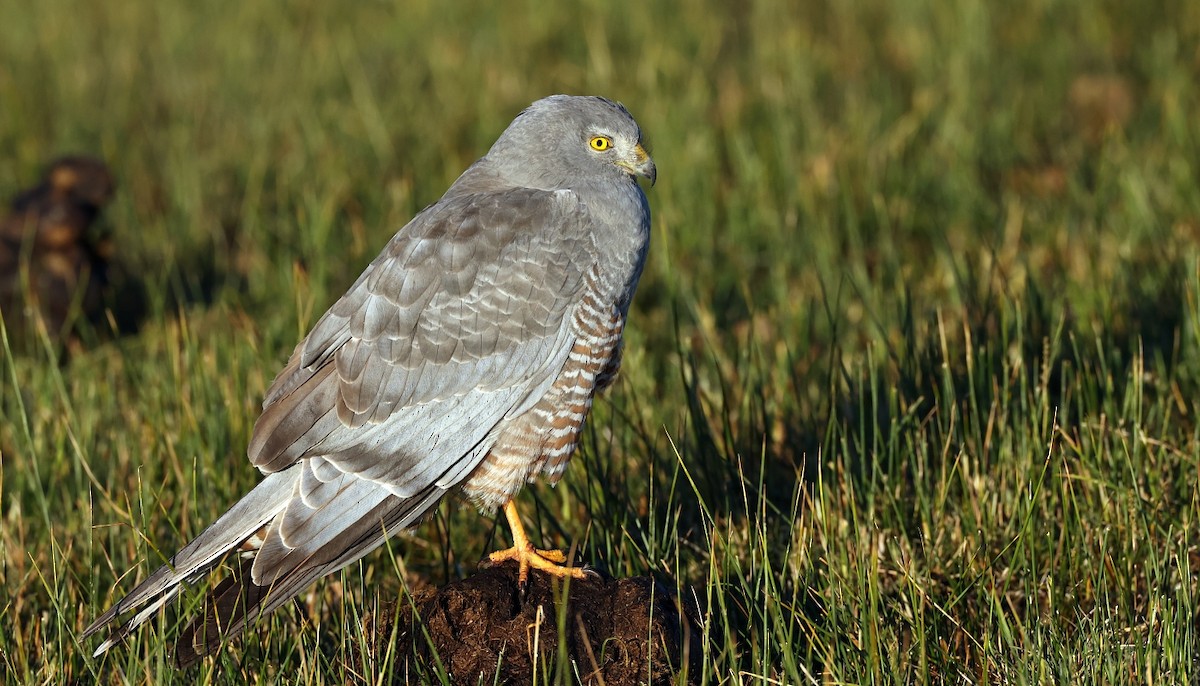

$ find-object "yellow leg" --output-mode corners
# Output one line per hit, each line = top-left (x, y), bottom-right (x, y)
(485, 500), (587, 586)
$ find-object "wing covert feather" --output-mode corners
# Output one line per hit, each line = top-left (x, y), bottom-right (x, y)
(249, 188), (595, 495)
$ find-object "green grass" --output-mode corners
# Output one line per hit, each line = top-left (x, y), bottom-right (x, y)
(2, 0), (1200, 683)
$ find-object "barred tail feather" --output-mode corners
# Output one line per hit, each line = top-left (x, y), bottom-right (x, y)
(86, 465), (446, 666)
(173, 484), (444, 667)
(83, 469), (300, 654)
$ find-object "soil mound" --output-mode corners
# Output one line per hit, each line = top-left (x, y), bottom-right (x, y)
(377, 562), (701, 685)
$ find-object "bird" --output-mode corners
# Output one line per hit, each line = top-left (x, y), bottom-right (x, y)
(0, 156), (116, 347)
(83, 95), (656, 667)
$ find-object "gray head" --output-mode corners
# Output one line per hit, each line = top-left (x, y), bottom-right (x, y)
(483, 95), (656, 190)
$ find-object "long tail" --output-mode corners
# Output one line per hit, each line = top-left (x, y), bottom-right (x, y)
(83, 469), (299, 655)
(170, 484), (443, 667)
(85, 466), (445, 666)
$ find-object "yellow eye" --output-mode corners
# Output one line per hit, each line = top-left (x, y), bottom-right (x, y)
(589, 136), (612, 151)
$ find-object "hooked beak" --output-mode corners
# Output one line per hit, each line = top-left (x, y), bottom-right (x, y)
(618, 143), (657, 186)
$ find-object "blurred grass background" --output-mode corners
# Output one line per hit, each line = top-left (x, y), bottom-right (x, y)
(2, 0), (1199, 683)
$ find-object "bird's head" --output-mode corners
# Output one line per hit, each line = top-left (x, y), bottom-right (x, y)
(486, 95), (656, 190)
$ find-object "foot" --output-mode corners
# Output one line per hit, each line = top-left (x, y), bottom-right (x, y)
(483, 500), (589, 589)
(484, 543), (587, 586)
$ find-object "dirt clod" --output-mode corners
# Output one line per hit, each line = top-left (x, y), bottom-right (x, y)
(376, 563), (701, 685)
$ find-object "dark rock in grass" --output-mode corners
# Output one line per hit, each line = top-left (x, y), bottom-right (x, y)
(1, 157), (115, 344)
(0, 155), (145, 354)
(375, 563), (702, 685)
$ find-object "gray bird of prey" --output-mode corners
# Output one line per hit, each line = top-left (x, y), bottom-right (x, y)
(83, 94), (656, 667)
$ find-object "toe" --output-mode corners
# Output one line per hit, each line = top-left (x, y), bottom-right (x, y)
(535, 548), (567, 563)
